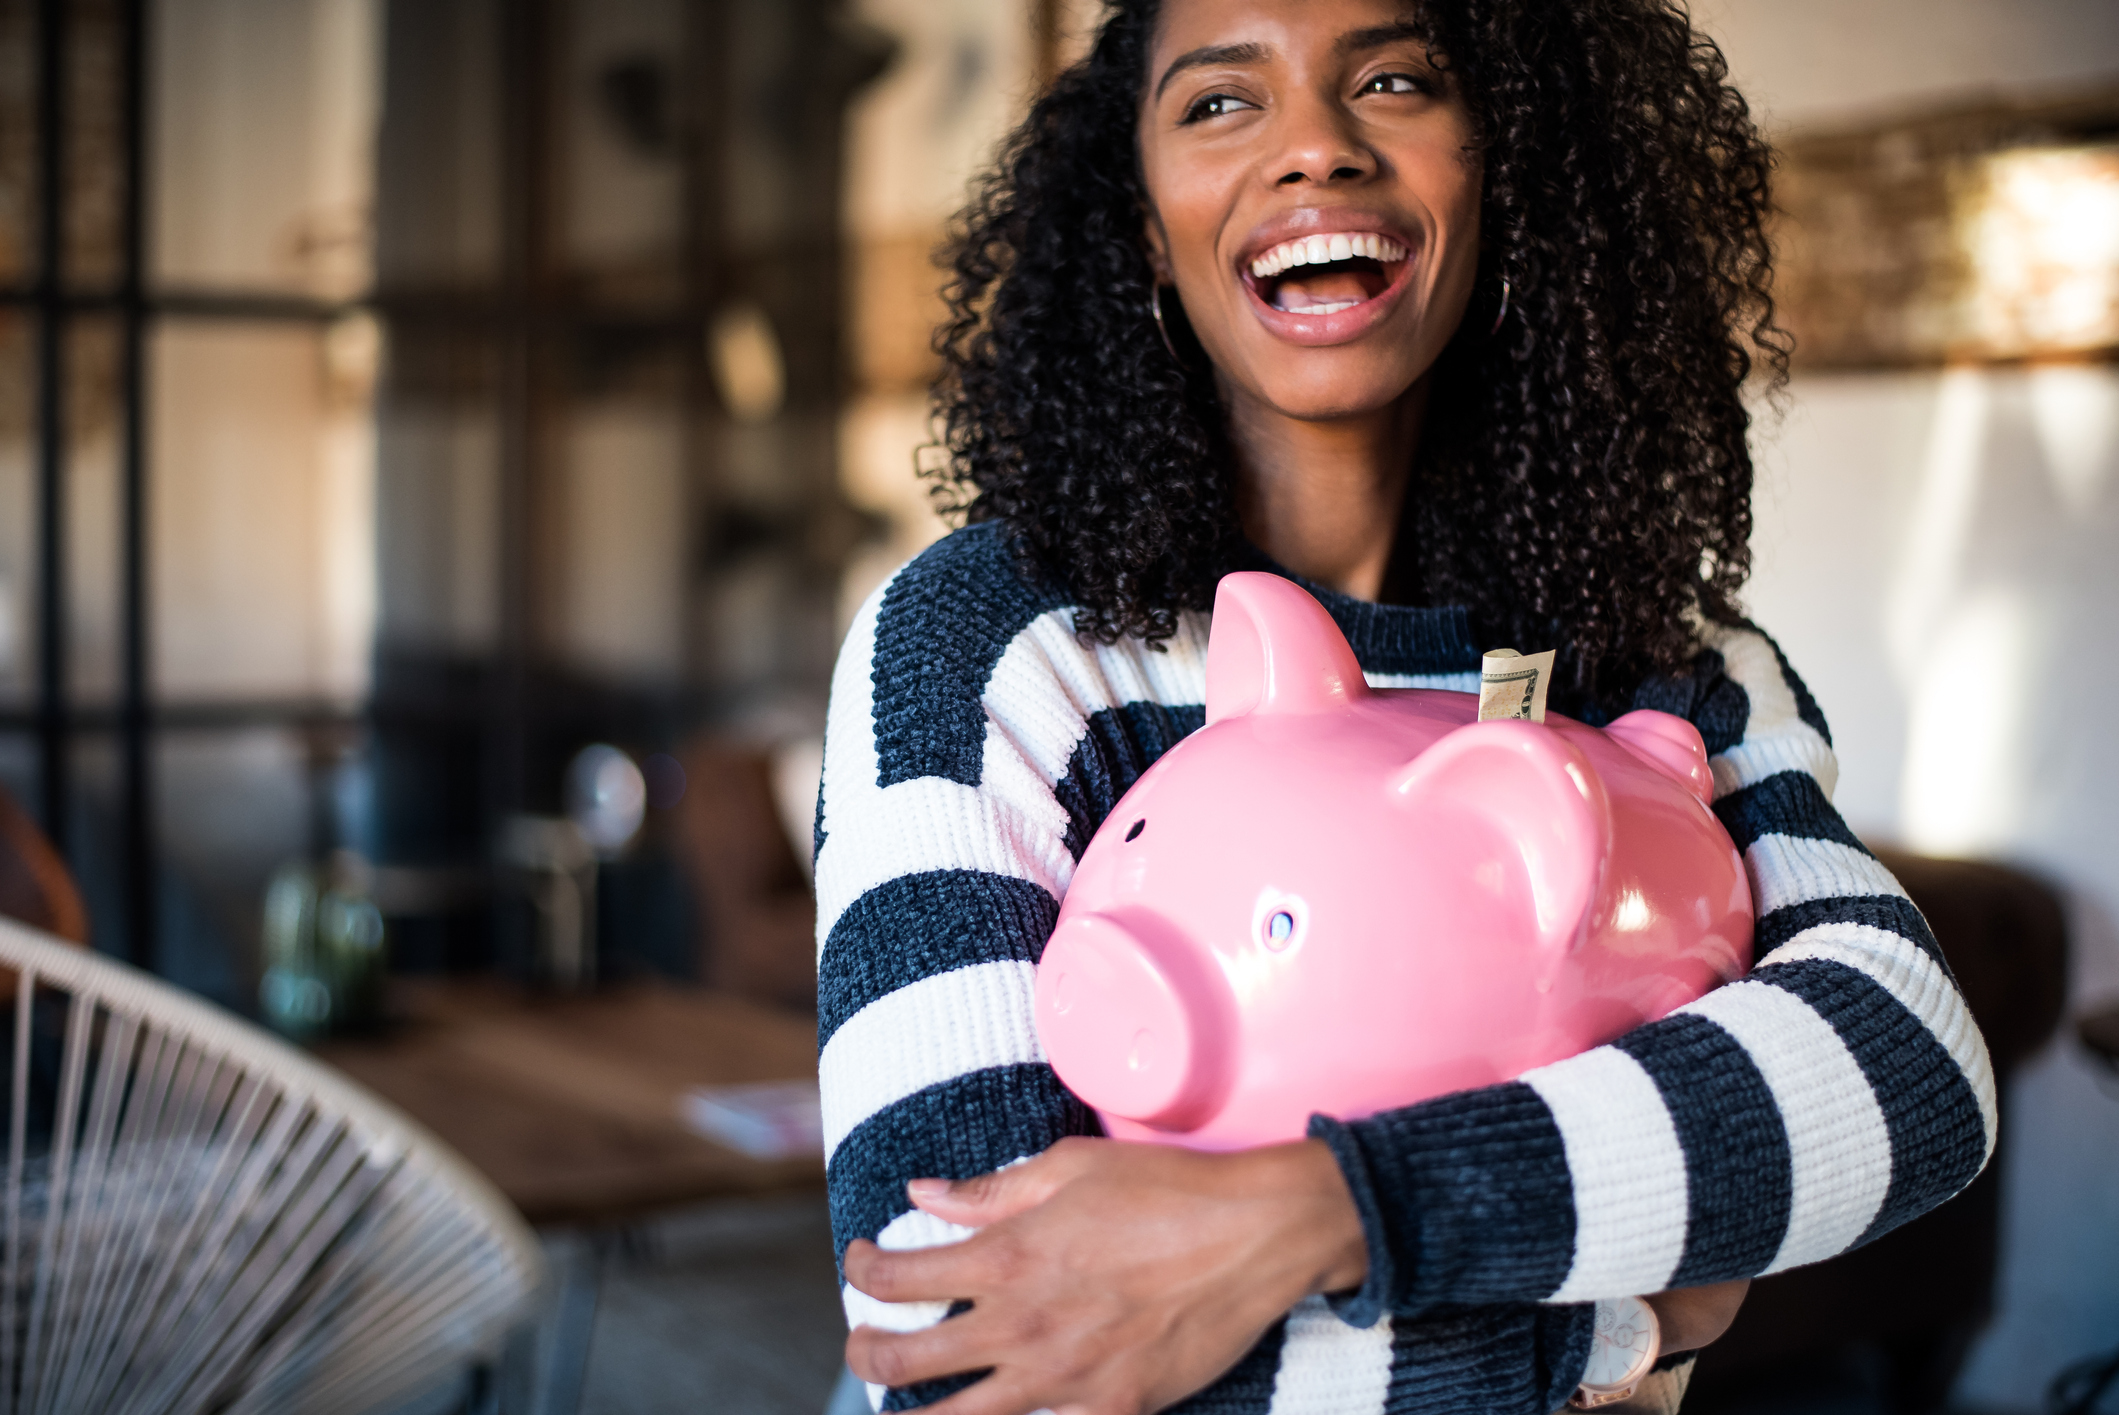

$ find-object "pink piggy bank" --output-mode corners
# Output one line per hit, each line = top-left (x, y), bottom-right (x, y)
(1034, 572), (1753, 1150)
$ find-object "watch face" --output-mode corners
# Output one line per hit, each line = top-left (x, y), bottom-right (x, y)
(1581, 1295), (1658, 1390)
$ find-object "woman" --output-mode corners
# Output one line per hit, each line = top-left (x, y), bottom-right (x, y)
(815, 0), (1994, 1411)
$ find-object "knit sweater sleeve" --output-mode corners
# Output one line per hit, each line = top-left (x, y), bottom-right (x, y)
(1310, 624), (1997, 1320)
(814, 530), (1213, 1410)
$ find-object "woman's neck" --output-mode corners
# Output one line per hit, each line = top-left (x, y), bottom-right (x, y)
(1224, 379), (1428, 603)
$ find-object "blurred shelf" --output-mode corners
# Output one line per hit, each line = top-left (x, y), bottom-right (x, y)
(315, 978), (822, 1228)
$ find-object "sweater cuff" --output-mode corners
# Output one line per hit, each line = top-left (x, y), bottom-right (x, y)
(1307, 1112), (1399, 1327)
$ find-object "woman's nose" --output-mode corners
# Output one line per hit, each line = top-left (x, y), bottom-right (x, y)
(1267, 96), (1377, 187)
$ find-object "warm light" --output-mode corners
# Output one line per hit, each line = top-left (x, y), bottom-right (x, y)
(709, 302), (787, 423)
(1965, 145), (2119, 356)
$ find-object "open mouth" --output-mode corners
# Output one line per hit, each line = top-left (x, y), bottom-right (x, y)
(1245, 232), (1410, 315)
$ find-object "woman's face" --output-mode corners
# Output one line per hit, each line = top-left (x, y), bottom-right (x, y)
(1138, 0), (1482, 423)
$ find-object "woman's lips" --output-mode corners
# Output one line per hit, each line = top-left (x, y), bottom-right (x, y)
(1238, 232), (1418, 345)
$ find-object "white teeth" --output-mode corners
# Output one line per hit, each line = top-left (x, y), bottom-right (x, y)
(1246, 232), (1408, 279)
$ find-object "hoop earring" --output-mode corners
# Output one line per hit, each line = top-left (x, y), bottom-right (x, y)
(1488, 277), (1513, 338)
(1151, 285), (1184, 364)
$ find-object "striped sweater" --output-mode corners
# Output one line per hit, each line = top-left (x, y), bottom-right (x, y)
(815, 523), (1996, 1415)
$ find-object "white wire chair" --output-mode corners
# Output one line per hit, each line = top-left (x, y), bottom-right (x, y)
(0, 915), (544, 1415)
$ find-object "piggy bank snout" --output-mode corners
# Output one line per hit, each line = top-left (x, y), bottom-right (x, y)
(1036, 912), (1230, 1130)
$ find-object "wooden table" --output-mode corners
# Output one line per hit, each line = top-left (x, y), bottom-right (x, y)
(316, 979), (824, 1227)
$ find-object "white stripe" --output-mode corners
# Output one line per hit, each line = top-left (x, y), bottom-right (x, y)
(841, 1207), (975, 1410)
(818, 574), (889, 835)
(1745, 835), (1908, 919)
(1266, 1296), (1394, 1415)
(1365, 670), (1480, 693)
(1710, 727), (1837, 799)
(981, 609), (1211, 792)
(1760, 922), (1998, 1162)
(1525, 1047), (1689, 1301)
(1700, 625), (1840, 801)
(820, 961), (1044, 1163)
(814, 776), (1073, 948)
(1677, 980), (1893, 1272)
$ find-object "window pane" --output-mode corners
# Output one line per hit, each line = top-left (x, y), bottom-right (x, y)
(152, 0), (381, 299)
(560, 0), (689, 307)
(150, 318), (377, 701)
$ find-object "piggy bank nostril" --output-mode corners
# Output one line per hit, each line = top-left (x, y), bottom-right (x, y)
(1124, 818), (1146, 842)
(1265, 911), (1295, 948)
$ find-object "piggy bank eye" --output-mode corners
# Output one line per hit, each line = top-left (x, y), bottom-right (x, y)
(1124, 819), (1146, 842)
(1266, 911), (1295, 946)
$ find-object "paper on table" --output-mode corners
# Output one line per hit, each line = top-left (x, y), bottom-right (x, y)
(681, 1079), (823, 1160)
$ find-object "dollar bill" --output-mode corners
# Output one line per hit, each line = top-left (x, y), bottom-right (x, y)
(1478, 647), (1556, 723)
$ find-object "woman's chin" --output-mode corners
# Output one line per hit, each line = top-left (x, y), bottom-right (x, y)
(1227, 355), (1429, 425)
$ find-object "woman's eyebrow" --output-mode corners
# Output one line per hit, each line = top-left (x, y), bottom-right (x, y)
(1337, 20), (1431, 55)
(1153, 41), (1271, 101)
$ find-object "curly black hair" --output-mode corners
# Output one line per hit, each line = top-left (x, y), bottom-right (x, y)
(929, 0), (1788, 712)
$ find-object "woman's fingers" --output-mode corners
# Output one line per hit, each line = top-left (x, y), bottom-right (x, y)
(845, 1308), (1006, 1392)
(842, 1235), (996, 1305)
(907, 1136), (1104, 1228)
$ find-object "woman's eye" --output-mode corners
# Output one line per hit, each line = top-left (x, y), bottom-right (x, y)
(1181, 91), (1256, 123)
(1362, 72), (1432, 96)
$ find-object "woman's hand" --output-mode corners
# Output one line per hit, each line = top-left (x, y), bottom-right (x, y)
(842, 1135), (1368, 1415)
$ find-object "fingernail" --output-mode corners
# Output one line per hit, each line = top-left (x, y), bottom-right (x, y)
(907, 1178), (948, 1201)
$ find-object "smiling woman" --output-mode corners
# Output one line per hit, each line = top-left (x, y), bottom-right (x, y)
(814, 1), (1995, 1413)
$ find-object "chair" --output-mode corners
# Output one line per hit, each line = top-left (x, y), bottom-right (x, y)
(0, 916), (543, 1414)
(672, 740), (818, 1012)
(0, 787), (86, 948)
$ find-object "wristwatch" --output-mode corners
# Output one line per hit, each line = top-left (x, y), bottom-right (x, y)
(1568, 1295), (1660, 1409)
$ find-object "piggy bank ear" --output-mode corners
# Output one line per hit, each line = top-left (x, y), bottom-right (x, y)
(1604, 710), (1714, 807)
(1389, 722), (1614, 970)
(1205, 572), (1368, 724)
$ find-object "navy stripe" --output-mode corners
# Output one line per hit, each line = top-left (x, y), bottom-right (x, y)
(1714, 770), (1867, 854)
(1320, 597), (1480, 678)
(812, 773), (827, 864)
(1756, 957), (1987, 1245)
(1055, 701), (1206, 859)
(882, 1368), (982, 1411)
(1233, 550), (1482, 679)
(870, 525), (1072, 790)
(1630, 648), (1751, 756)
(818, 871), (1060, 1048)
(1385, 1304), (1592, 1415)
(827, 1064), (1097, 1266)
(1163, 1316), (1288, 1415)
(1755, 893), (1952, 974)
(1612, 1012), (1792, 1285)
(1760, 628), (1833, 747)
(1315, 1082), (1576, 1312)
